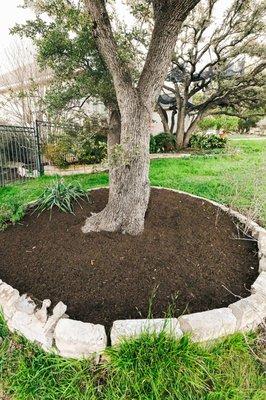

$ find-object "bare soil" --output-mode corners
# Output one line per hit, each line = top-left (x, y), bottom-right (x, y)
(0, 188), (258, 332)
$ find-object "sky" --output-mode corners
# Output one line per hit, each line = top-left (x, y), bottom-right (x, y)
(0, 0), (232, 74)
(0, 0), (34, 73)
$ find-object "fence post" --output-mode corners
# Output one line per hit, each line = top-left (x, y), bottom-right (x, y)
(34, 120), (44, 176)
(0, 148), (4, 187)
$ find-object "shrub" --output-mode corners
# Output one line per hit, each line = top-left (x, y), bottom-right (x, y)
(74, 135), (107, 164)
(238, 116), (260, 134)
(35, 179), (89, 215)
(149, 135), (157, 153)
(0, 201), (26, 230)
(189, 133), (227, 150)
(43, 134), (107, 168)
(43, 142), (70, 168)
(150, 133), (176, 153)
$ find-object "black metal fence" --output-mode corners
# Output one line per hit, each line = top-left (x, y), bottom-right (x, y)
(0, 124), (42, 186)
(36, 119), (76, 143)
(0, 119), (106, 186)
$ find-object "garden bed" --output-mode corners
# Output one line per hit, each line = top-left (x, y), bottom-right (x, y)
(0, 188), (259, 332)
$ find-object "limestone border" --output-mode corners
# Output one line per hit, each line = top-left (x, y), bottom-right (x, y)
(0, 187), (265, 359)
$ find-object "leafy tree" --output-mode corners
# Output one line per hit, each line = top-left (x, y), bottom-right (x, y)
(237, 115), (261, 134)
(159, 0), (266, 147)
(80, 0), (200, 235)
(15, 0), (200, 235)
(12, 0), (117, 130)
(13, 0), (148, 154)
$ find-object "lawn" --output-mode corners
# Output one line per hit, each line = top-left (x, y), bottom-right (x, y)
(0, 139), (266, 225)
(0, 314), (265, 400)
(0, 138), (265, 399)
(150, 139), (266, 225)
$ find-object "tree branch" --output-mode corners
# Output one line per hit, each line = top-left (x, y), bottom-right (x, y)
(138, 0), (201, 104)
(84, 0), (133, 103)
(209, 110), (265, 119)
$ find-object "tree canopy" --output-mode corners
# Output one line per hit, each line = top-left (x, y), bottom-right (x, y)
(12, 0), (148, 121)
(158, 0), (266, 146)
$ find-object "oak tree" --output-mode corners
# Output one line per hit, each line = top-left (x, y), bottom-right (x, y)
(14, 0), (200, 234)
(158, 0), (266, 147)
(81, 0), (200, 235)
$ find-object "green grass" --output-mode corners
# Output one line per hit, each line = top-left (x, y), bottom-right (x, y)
(0, 312), (265, 400)
(0, 139), (265, 225)
(0, 139), (265, 399)
(104, 332), (265, 400)
(150, 140), (266, 224)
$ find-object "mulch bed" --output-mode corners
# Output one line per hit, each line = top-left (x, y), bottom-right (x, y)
(0, 188), (258, 332)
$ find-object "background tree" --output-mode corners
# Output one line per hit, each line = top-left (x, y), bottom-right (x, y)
(158, 0), (266, 147)
(0, 41), (49, 125)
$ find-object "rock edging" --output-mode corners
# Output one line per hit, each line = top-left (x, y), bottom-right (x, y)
(0, 187), (265, 359)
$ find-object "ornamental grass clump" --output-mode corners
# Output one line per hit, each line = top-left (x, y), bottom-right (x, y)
(35, 179), (89, 215)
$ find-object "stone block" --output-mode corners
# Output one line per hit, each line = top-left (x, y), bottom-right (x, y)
(8, 311), (53, 349)
(229, 294), (266, 331)
(251, 272), (266, 298)
(259, 256), (266, 272)
(251, 226), (266, 240)
(43, 301), (67, 333)
(258, 235), (266, 258)
(178, 308), (236, 342)
(111, 318), (182, 345)
(35, 299), (52, 324)
(0, 283), (20, 319)
(54, 319), (107, 358)
(228, 210), (249, 225)
(7, 300), (67, 351)
(15, 294), (36, 315)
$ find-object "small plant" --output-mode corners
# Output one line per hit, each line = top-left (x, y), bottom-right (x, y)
(35, 179), (89, 215)
(189, 133), (227, 150)
(150, 133), (177, 153)
(0, 201), (26, 230)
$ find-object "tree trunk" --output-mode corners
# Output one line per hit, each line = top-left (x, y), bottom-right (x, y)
(183, 123), (196, 147)
(170, 109), (177, 134)
(176, 104), (186, 147)
(157, 104), (170, 133)
(82, 93), (151, 235)
(83, 0), (201, 235)
(183, 111), (205, 147)
(107, 104), (121, 154)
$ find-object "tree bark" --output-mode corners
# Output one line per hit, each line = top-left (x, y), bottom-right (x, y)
(83, 92), (151, 235)
(107, 104), (121, 153)
(183, 110), (205, 147)
(170, 109), (177, 134)
(176, 103), (186, 147)
(157, 104), (170, 133)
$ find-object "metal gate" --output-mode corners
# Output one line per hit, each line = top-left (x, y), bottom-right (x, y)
(0, 124), (42, 186)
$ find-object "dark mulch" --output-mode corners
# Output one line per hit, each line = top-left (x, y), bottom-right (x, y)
(0, 188), (258, 332)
